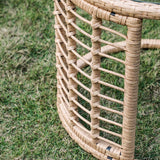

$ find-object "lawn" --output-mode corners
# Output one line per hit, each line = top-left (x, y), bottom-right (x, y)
(0, 0), (160, 159)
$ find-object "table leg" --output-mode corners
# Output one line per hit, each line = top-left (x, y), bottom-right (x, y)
(121, 18), (142, 160)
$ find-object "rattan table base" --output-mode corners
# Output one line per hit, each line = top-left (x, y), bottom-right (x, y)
(54, 0), (160, 159)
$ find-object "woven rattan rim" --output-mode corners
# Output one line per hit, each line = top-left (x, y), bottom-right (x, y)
(83, 0), (160, 20)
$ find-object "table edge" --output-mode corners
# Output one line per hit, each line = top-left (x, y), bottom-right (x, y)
(84, 0), (160, 20)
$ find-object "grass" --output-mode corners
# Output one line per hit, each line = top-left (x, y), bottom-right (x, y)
(0, 0), (160, 159)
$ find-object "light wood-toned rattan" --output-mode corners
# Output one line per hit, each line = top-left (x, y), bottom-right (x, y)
(54, 0), (160, 159)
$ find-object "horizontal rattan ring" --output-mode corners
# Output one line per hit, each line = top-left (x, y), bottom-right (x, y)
(76, 0), (160, 20)
(58, 39), (160, 160)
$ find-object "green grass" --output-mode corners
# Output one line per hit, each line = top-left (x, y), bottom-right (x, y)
(0, 0), (160, 159)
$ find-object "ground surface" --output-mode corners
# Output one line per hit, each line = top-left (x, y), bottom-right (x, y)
(0, 0), (160, 159)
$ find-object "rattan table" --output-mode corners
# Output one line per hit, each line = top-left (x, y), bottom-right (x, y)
(54, 0), (160, 159)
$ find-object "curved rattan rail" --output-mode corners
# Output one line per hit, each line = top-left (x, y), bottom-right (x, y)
(54, 0), (160, 159)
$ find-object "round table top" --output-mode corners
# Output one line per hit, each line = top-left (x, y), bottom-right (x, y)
(84, 0), (160, 20)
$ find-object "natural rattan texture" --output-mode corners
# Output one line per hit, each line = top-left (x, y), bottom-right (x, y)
(54, 0), (160, 159)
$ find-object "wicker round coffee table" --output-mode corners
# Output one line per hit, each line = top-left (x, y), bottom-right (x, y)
(54, 0), (160, 159)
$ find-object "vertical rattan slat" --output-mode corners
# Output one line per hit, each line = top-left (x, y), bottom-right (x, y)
(54, 3), (62, 111)
(121, 18), (142, 160)
(90, 15), (102, 145)
(66, 0), (78, 126)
